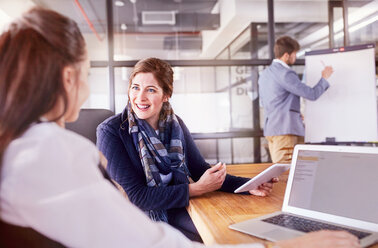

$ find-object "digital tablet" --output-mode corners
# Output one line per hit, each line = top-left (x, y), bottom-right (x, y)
(234, 163), (290, 193)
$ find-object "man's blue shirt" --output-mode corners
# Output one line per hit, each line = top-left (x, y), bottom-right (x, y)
(258, 60), (330, 137)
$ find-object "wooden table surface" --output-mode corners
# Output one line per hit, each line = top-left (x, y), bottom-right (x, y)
(187, 163), (378, 247)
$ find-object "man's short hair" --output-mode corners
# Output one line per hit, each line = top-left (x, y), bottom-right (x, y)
(274, 36), (300, 58)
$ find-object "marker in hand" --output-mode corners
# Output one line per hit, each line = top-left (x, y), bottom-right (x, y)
(320, 60), (334, 79)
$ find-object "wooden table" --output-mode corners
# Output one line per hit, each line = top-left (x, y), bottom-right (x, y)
(187, 163), (378, 247)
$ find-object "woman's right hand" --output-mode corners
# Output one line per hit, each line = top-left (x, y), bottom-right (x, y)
(275, 230), (360, 248)
(189, 162), (226, 197)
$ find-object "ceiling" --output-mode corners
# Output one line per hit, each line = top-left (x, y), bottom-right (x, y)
(30, 0), (219, 51)
(32, 0), (219, 33)
(3, 0), (375, 59)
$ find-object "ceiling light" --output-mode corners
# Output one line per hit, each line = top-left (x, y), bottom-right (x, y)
(299, 0), (377, 48)
(129, 0), (137, 3)
(115, 0), (125, 7)
(121, 23), (127, 30)
(349, 15), (378, 33)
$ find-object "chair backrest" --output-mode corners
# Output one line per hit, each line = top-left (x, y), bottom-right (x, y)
(0, 220), (66, 248)
(66, 108), (114, 144)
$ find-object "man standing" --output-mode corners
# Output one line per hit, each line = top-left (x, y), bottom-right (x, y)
(258, 36), (333, 163)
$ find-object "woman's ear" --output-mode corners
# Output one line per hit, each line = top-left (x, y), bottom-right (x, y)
(163, 95), (169, 102)
(62, 65), (76, 93)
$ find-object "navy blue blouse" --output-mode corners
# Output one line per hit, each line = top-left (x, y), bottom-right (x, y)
(96, 111), (250, 212)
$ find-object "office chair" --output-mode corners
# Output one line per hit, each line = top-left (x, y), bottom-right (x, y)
(66, 108), (129, 199)
(66, 108), (114, 144)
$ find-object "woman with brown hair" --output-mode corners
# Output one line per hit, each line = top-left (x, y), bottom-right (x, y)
(97, 57), (280, 242)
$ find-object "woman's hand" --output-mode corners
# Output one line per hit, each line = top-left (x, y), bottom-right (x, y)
(189, 162), (226, 197)
(275, 230), (360, 248)
(249, 177), (279, 197)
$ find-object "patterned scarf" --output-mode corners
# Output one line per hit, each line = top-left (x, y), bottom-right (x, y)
(127, 101), (190, 222)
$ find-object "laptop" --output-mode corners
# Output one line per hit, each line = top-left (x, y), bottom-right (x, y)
(229, 145), (378, 247)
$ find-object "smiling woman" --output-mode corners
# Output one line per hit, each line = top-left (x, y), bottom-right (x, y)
(129, 72), (168, 129)
(96, 57), (278, 242)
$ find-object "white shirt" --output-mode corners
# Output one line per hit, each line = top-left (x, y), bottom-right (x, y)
(0, 122), (262, 248)
(273, 58), (290, 69)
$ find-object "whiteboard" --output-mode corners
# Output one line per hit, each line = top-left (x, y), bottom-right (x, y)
(304, 44), (377, 143)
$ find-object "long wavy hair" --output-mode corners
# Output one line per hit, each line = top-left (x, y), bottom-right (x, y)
(0, 8), (86, 181)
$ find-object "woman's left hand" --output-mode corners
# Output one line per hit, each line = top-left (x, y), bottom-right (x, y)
(249, 177), (279, 197)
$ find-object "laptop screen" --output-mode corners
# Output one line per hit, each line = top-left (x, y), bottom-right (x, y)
(288, 149), (378, 224)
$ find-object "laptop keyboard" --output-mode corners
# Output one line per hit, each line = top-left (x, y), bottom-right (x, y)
(262, 214), (371, 239)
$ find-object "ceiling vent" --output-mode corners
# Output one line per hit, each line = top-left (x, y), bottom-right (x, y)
(142, 11), (176, 25)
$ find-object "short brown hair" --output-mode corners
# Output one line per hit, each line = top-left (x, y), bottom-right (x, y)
(129, 57), (174, 98)
(274, 36), (300, 58)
